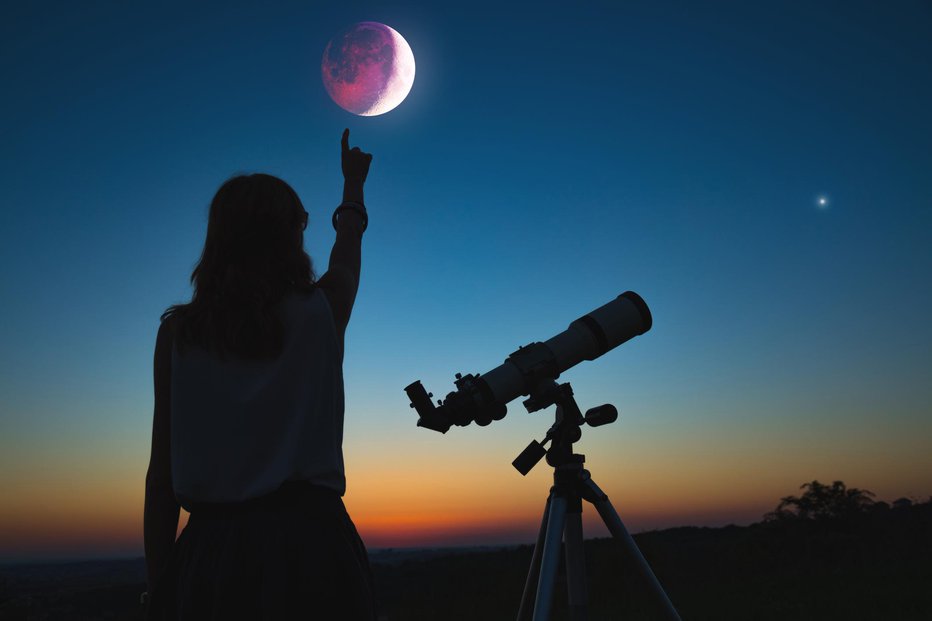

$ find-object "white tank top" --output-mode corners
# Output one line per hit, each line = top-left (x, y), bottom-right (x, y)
(170, 286), (345, 507)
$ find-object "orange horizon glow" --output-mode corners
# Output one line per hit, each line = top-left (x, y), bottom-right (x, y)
(3, 402), (930, 563)
(1, 470), (926, 563)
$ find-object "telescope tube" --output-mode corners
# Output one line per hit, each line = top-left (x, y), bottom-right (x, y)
(406, 291), (651, 432)
(480, 291), (651, 405)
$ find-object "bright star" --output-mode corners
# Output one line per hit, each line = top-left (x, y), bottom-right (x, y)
(817, 196), (829, 208)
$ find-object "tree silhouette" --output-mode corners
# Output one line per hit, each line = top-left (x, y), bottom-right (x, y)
(765, 480), (875, 521)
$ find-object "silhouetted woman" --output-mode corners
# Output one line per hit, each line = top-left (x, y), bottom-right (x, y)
(142, 129), (375, 619)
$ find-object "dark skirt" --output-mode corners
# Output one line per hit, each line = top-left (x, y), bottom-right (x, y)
(146, 480), (376, 620)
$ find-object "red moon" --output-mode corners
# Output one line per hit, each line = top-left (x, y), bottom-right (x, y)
(321, 22), (416, 116)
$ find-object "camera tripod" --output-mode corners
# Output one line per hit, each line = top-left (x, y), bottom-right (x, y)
(512, 381), (681, 621)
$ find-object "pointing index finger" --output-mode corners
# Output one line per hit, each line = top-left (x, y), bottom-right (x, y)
(341, 128), (349, 152)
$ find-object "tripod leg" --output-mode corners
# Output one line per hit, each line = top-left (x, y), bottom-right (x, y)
(583, 478), (682, 621)
(533, 493), (567, 621)
(563, 493), (588, 621)
(517, 494), (552, 621)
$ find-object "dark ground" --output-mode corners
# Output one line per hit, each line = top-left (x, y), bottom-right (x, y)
(1, 501), (929, 620)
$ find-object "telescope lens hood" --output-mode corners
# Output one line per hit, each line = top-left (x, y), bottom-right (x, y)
(620, 291), (652, 333)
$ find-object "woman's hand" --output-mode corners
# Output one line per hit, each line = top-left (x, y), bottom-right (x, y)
(341, 128), (372, 187)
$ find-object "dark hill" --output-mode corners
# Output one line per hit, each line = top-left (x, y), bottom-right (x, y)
(1, 501), (929, 620)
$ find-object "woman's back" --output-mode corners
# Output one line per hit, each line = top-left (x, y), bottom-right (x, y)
(144, 129), (375, 619)
(170, 286), (346, 508)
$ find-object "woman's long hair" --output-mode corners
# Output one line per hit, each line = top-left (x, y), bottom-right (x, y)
(161, 173), (317, 361)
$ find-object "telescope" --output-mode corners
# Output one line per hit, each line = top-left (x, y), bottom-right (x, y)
(404, 290), (681, 619)
(405, 291), (652, 432)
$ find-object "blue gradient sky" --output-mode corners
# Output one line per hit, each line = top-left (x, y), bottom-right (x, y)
(1, 0), (931, 562)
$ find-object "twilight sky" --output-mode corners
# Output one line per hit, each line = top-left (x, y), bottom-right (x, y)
(1, 0), (931, 562)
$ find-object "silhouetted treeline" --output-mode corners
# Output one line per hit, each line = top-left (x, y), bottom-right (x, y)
(1, 489), (929, 620)
(765, 479), (884, 521)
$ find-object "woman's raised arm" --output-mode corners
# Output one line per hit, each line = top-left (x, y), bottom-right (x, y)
(317, 128), (372, 343)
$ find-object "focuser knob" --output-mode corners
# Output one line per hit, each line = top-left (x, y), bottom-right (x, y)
(584, 404), (618, 427)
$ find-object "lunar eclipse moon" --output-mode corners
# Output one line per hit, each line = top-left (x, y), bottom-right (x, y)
(322, 22), (416, 116)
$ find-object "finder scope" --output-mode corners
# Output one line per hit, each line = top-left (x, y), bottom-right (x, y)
(405, 291), (652, 433)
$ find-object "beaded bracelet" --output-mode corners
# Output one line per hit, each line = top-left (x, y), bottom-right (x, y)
(332, 201), (368, 232)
